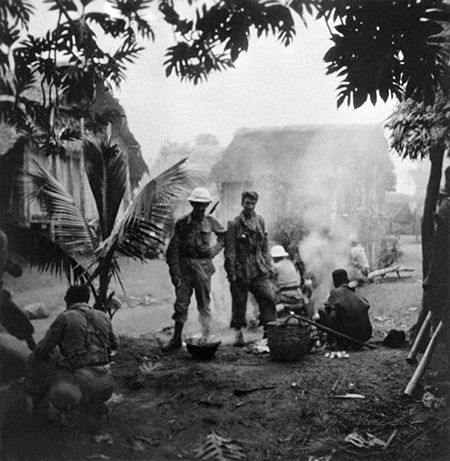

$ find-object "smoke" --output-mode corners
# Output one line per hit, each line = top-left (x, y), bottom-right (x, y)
(299, 229), (351, 313)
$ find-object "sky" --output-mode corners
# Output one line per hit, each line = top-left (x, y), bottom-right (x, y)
(30, 1), (418, 193)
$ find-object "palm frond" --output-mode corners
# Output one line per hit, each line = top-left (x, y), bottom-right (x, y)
(98, 158), (193, 260)
(6, 224), (91, 284)
(83, 134), (128, 240)
(26, 159), (97, 261)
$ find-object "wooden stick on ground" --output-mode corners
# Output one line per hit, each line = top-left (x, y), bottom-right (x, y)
(406, 311), (432, 365)
(291, 314), (377, 350)
(404, 321), (443, 397)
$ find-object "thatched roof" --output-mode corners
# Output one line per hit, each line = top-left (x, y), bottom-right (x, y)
(211, 124), (394, 186)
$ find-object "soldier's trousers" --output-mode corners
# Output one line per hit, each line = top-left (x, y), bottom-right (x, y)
(230, 276), (276, 329)
(172, 268), (212, 325)
(26, 352), (113, 406)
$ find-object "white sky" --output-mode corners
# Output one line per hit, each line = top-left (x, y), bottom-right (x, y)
(30, 1), (418, 193)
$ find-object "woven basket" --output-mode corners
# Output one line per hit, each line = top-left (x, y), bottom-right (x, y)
(267, 315), (311, 363)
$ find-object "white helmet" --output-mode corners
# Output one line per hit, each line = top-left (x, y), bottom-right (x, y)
(188, 187), (212, 203)
(271, 245), (289, 258)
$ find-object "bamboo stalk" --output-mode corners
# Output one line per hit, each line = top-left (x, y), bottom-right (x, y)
(291, 314), (377, 350)
(406, 311), (432, 365)
(404, 321), (443, 397)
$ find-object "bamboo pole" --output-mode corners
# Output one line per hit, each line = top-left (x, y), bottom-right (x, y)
(406, 311), (432, 365)
(291, 314), (377, 350)
(404, 321), (443, 397)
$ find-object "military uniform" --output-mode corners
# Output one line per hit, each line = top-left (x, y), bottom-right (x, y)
(27, 302), (118, 405)
(166, 214), (226, 325)
(225, 213), (276, 329)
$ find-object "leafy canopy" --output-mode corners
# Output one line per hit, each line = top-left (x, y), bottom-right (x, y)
(1, 0), (449, 139)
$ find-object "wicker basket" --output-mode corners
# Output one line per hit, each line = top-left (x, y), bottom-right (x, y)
(266, 315), (311, 362)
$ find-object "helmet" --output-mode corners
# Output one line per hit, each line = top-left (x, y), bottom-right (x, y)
(271, 245), (289, 258)
(188, 187), (212, 203)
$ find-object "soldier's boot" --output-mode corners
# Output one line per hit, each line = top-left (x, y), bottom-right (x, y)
(161, 322), (183, 353)
(233, 328), (245, 347)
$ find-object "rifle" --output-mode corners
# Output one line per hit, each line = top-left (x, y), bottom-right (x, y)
(208, 200), (220, 215)
(290, 313), (377, 350)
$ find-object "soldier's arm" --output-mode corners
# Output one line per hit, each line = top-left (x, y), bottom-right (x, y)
(166, 221), (182, 282)
(224, 220), (237, 281)
(109, 324), (119, 351)
(34, 314), (66, 359)
(260, 217), (273, 271)
(209, 216), (226, 258)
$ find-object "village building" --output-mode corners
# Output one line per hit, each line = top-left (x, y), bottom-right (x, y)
(211, 124), (397, 265)
(0, 92), (148, 236)
(385, 192), (421, 236)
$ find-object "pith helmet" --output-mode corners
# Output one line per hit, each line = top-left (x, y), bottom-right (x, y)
(271, 245), (289, 258)
(188, 187), (212, 203)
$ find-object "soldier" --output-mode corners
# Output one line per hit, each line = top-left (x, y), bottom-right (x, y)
(319, 269), (372, 350)
(26, 285), (118, 414)
(225, 191), (276, 346)
(163, 187), (226, 353)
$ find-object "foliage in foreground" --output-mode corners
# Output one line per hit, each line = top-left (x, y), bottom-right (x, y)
(10, 134), (191, 314)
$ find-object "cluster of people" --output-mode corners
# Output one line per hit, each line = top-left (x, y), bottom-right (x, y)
(163, 187), (373, 351)
(0, 186), (373, 421)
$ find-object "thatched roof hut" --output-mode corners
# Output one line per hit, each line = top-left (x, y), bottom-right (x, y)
(211, 124), (396, 232)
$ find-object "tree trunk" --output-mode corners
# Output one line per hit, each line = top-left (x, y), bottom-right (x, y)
(413, 145), (445, 339)
(421, 145), (444, 278)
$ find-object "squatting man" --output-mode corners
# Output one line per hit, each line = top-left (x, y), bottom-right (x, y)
(26, 284), (119, 417)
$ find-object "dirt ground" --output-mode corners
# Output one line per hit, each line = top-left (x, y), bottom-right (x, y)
(2, 235), (450, 460)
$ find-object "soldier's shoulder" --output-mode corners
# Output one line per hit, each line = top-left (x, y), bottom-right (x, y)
(256, 214), (266, 225)
(175, 214), (191, 225)
(206, 215), (225, 227)
(228, 215), (241, 226)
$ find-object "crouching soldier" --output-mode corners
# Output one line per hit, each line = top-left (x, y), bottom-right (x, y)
(270, 244), (310, 318)
(319, 269), (372, 350)
(162, 187), (226, 353)
(26, 285), (118, 417)
(225, 191), (276, 346)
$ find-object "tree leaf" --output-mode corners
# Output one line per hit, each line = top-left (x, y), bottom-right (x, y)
(83, 134), (128, 240)
(25, 159), (97, 261)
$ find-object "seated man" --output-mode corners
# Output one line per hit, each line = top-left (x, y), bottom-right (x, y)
(270, 245), (309, 317)
(319, 269), (372, 350)
(26, 285), (118, 417)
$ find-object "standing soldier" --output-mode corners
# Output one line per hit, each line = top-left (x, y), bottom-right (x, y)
(162, 187), (226, 353)
(225, 191), (276, 346)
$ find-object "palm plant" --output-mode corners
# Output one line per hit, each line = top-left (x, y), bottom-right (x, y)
(13, 134), (191, 316)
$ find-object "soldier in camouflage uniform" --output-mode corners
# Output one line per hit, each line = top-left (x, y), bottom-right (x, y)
(225, 191), (276, 346)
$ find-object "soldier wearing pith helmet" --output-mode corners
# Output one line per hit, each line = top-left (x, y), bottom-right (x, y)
(162, 187), (226, 353)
